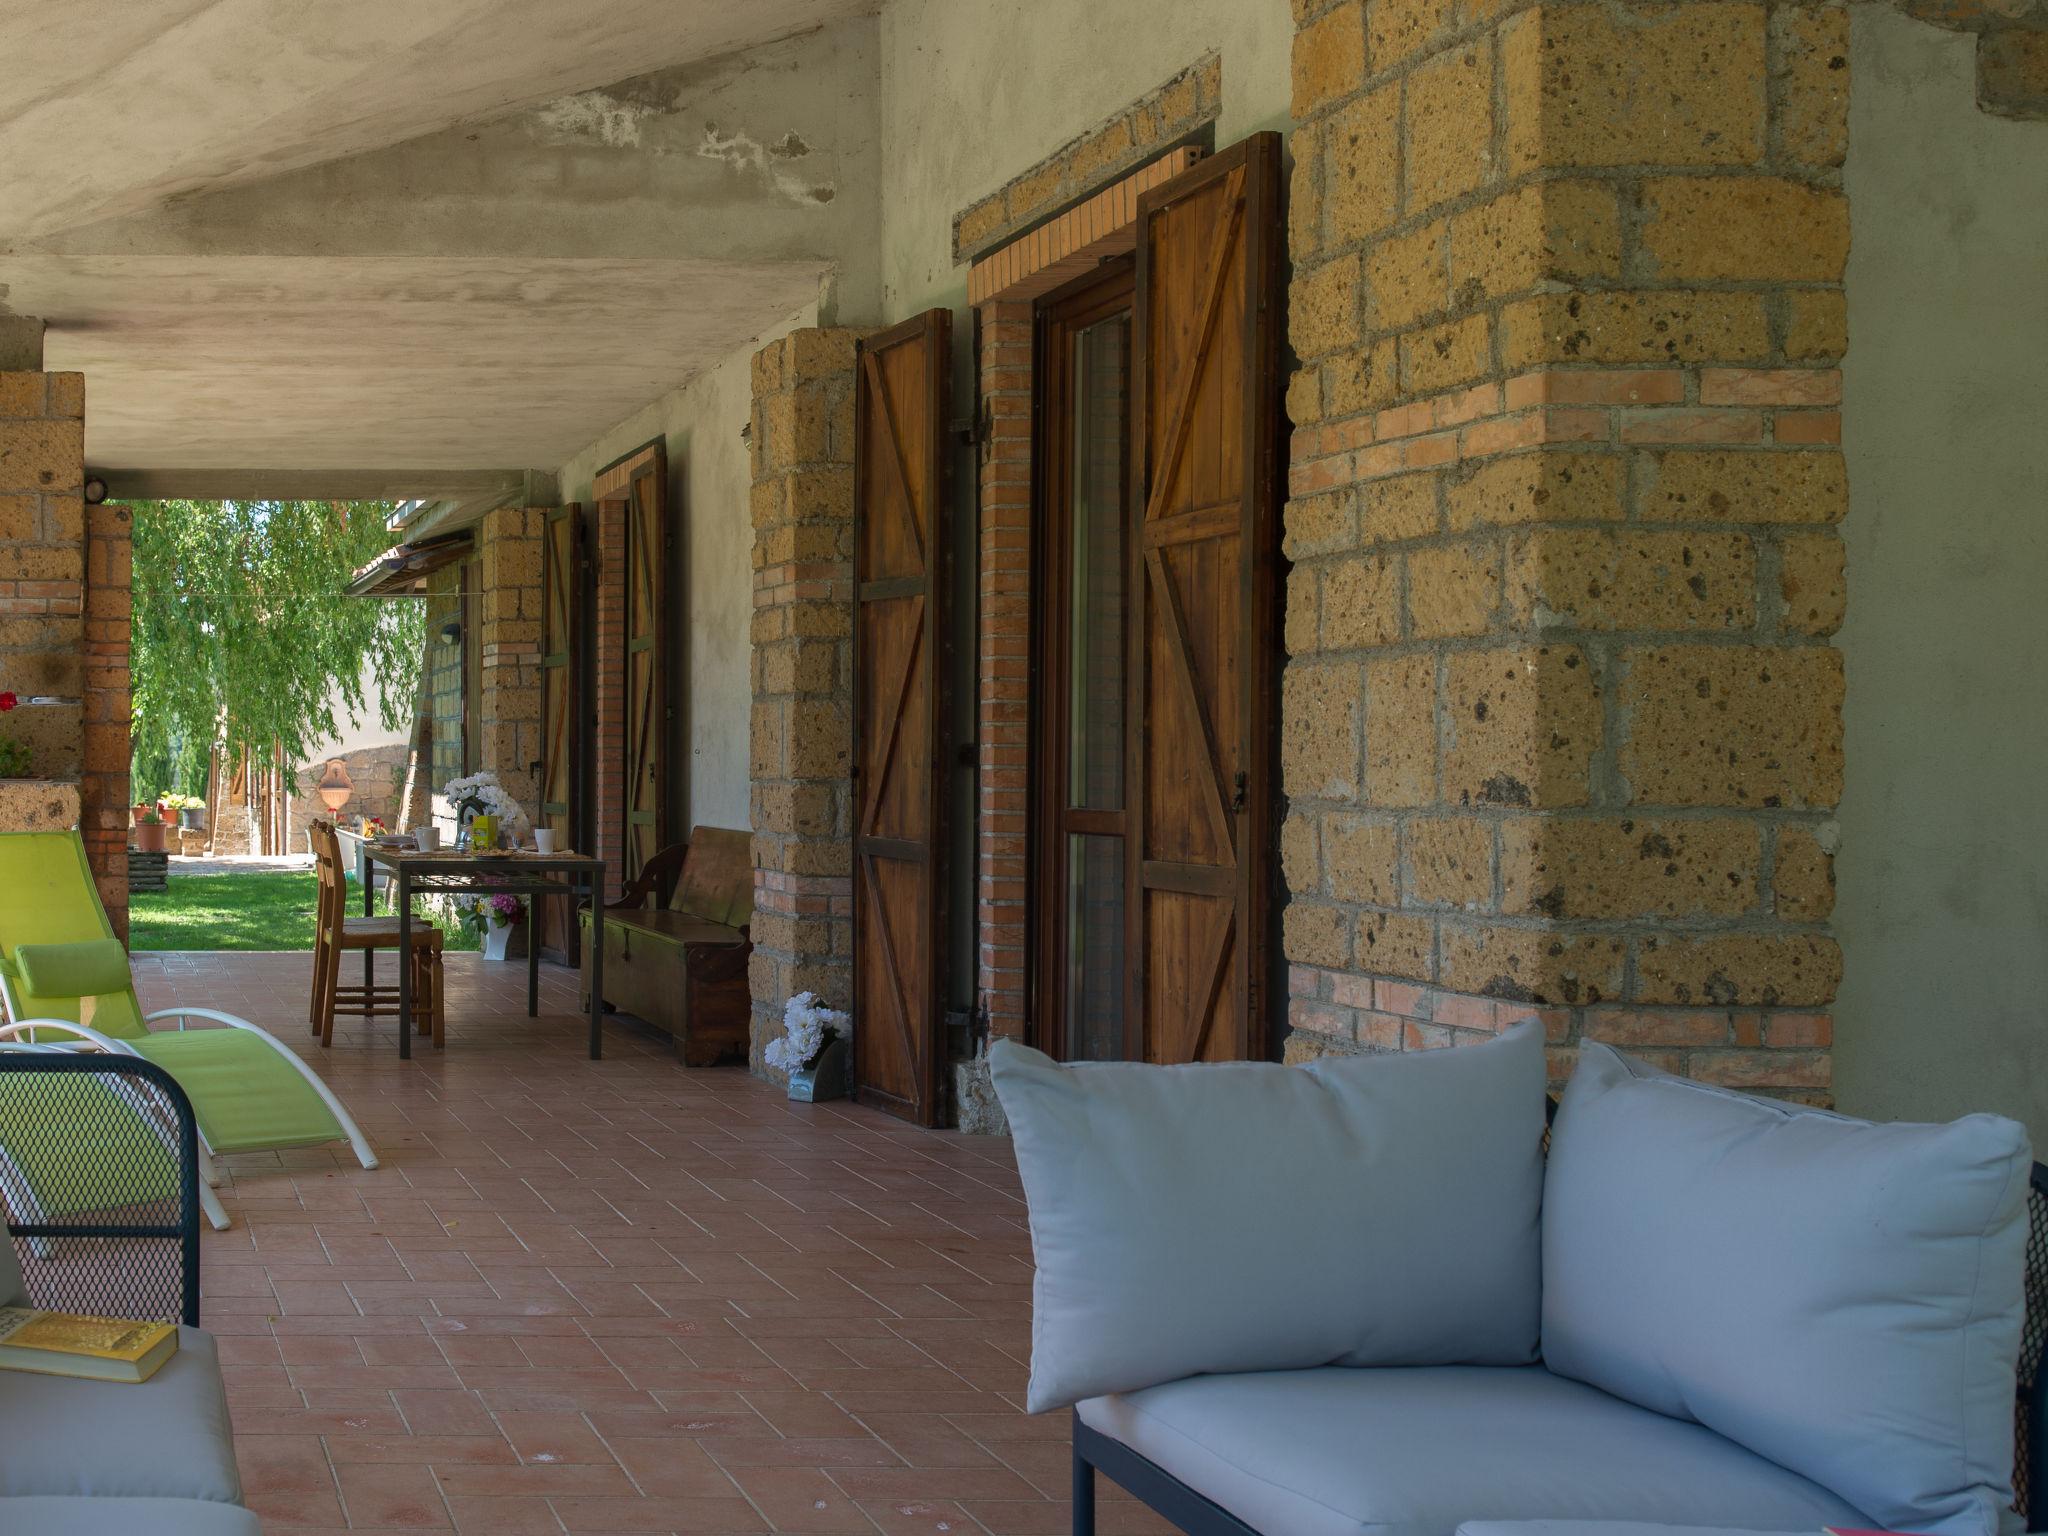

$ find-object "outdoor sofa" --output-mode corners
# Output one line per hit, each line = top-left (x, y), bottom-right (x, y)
(992, 1023), (2048, 1536)
(0, 1052), (254, 1535)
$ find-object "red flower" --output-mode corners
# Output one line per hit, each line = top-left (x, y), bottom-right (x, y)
(0, 693), (15, 712)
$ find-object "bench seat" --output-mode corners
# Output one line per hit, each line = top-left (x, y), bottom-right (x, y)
(1078, 1366), (1865, 1536)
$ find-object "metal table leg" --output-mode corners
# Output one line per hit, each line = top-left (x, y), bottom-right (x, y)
(397, 868), (413, 1061)
(526, 893), (540, 1018)
(587, 870), (604, 1060)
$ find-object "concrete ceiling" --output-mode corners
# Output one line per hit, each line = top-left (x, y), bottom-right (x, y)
(0, 4), (879, 486)
(2, 255), (824, 471)
(0, 0), (872, 243)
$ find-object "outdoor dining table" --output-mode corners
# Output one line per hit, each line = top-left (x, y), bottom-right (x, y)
(356, 843), (608, 1060)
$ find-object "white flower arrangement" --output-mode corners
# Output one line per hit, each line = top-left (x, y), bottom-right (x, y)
(765, 991), (851, 1074)
(442, 770), (524, 825)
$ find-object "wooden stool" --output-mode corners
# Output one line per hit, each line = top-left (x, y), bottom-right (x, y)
(308, 820), (445, 1048)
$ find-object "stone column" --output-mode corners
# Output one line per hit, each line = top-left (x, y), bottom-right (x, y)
(1283, 0), (1847, 1095)
(746, 328), (861, 1076)
(474, 505), (544, 820)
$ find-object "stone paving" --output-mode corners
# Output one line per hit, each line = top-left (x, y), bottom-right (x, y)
(132, 950), (1161, 1536)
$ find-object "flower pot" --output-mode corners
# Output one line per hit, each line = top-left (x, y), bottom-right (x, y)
(178, 808), (206, 831)
(787, 1036), (850, 1103)
(133, 822), (167, 854)
(482, 921), (512, 961)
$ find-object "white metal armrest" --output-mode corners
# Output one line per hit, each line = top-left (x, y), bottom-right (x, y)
(0, 1019), (141, 1055)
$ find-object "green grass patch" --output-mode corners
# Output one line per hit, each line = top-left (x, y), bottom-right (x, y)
(129, 870), (482, 953)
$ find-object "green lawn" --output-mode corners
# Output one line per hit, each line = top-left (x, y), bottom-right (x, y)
(129, 870), (482, 952)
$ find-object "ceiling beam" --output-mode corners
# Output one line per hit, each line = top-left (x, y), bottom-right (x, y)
(96, 467), (557, 505)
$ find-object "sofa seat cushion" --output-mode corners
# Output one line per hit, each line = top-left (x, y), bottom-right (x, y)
(0, 1327), (239, 1503)
(0, 1496), (260, 1535)
(1078, 1367), (1868, 1536)
(1457, 1524), (1819, 1536)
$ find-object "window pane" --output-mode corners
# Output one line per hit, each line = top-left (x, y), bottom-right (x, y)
(1066, 833), (1126, 1061)
(1068, 314), (1128, 811)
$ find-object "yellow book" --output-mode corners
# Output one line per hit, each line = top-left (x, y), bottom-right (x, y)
(0, 1306), (179, 1384)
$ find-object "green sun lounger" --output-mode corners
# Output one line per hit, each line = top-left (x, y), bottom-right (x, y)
(0, 831), (377, 1229)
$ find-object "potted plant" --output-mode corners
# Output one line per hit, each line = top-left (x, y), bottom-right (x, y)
(161, 793), (207, 831)
(0, 692), (29, 779)
(133, 805), (167, 854)
(765, 992), (853, 1102)
(461, 891), (526, 961)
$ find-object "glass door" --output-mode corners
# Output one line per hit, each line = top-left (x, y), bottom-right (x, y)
(1033, 262), (1135, 1061)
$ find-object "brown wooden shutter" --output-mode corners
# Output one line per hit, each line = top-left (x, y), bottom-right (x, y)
(538, 503), (584, 961)
(853, 310), (952, 1124)
(1127, 132), (1284, 1064)
(622, 449), (668, 882)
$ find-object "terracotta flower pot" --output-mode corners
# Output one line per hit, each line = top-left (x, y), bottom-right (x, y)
(133, 822), (167, 854)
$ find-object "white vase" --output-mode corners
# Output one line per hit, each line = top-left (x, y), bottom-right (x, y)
(482, 922), (513, 961)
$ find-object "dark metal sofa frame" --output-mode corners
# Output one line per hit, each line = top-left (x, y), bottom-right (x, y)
(1073, 1155), (2048, 1536)
(0, 1051), (203, 1327)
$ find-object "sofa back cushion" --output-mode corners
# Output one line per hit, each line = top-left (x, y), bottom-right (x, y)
(1543, 1040), (2032, 1536)
(990, 1021), (1548, 1413)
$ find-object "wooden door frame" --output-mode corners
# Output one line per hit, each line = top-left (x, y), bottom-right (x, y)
(592, 441), (670, 882)
(537, 502), (589, 963)
(1126, 134), (1284, 1064)
(851, 309), (952, 1126)
(1028, 257), (1137, 1061)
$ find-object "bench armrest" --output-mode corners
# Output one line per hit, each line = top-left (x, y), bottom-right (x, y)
(606, 842), (690, 912)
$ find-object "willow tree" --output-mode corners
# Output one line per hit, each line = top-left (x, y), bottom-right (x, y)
(130, 501), (423, 801)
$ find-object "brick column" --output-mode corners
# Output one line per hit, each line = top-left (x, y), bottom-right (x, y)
(83, 503), (131, 940)
(747, 328), (861, 1076)
(975, 301), (1033, 1040)
(475, 505), (543, 819)
(1283, 0), (1847, 1095)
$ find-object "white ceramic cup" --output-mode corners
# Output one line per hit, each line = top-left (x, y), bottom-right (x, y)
(413, 824), (441, 851)
(533, 829), (558, 854)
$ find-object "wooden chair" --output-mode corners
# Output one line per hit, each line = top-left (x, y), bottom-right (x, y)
(307, 820), (445, 1049)
(580, 827), (752, 1067)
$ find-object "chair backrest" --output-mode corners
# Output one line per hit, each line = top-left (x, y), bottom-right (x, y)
(668, 827), (753, 929)
(308, 821), (345, 921)
(0, 1052), (202, 1326)
(0, 831), (146, 1039)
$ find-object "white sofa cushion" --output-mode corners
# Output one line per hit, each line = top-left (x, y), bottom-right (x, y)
(0, 1326), (240, 1504)
(1543, 1041), (2031, 1536)
(1078, 1366), (1867, 1536)
(1457, 1524), (1817, 1536)
(991, 1022), (1548, 1412)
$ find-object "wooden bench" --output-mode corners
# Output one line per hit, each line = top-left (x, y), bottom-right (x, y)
(579, 826), (752, 1067)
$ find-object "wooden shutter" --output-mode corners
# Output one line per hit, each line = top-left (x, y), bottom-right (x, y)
(853, 310), (952, 1125)
(538, 503), (584, 961)
(1127, 133), (1284, 1064)
(622, 449), (668, 882)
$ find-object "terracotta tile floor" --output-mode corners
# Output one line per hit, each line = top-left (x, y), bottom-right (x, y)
(133, 950), (1164, 1536)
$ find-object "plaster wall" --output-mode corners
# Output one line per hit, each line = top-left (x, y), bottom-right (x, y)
(555, 304), (820, 838)
(873, 0), (1296, 322)
(1834, 7), (2048, 1143)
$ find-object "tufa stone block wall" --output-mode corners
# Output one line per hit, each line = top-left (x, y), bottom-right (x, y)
(1283, 0), (1848, 1095)
(747, 328), (863, 1077)
(0, 372), (125, 936)
(474, 506), (544, 821)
